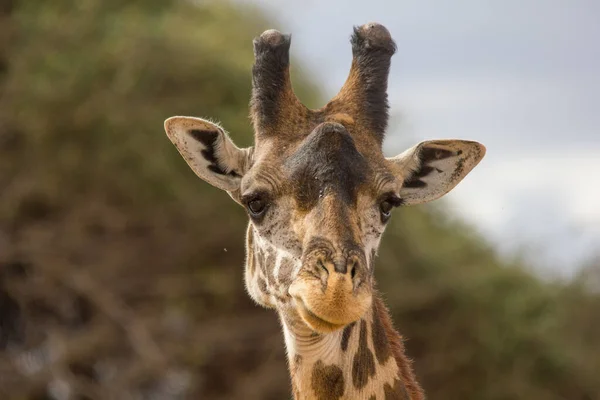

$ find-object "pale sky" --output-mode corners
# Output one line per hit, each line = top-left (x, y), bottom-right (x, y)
(234, 0), (600, 276)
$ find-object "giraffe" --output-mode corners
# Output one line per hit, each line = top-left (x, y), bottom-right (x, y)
(164, 23), (485, 400)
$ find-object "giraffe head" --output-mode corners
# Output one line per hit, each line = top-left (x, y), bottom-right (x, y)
(164, 23), (485, 334)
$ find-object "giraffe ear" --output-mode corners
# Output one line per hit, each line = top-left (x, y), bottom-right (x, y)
(164, 116), (252, 192)
(387, 139), (486, 206)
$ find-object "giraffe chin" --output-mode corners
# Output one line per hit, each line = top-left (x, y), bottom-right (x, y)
(289, 266), (373, 333)
(290, 288), (373, 334)
(294, 297), (348, 333)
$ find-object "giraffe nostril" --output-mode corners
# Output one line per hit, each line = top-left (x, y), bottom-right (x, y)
(350, 262), (357, 280)
(317, 259), (328, 276)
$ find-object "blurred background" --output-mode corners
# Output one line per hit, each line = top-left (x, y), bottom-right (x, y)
(0, 1), (598, 399)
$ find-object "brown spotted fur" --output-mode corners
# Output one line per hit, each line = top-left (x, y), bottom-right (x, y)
(373, 296), (424, 399)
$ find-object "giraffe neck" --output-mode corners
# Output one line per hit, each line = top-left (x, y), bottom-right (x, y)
(281, 296), (424, 400)
(244, 226), (424, 399)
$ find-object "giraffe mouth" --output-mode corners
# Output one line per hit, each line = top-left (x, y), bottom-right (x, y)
(294, 297), (347, 333)
(289, 269), (372, 333)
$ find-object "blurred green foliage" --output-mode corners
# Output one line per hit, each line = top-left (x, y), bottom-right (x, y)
(0, 1), (599, 399)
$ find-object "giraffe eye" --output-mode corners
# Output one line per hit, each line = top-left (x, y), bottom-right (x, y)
(242, 191), (271, 220)
(247, 198), (267, 216)
(380, 200), (393, 217)
(378, 194), (402, 223)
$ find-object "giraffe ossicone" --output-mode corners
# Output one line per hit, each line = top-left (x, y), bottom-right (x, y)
(164, 22), (485, 400)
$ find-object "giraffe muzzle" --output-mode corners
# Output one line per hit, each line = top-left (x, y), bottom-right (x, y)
(289, 251), (372, 333)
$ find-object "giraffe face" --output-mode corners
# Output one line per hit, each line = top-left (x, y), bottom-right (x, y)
(240, 121), (400, 332)
(163, 22), (486, 334)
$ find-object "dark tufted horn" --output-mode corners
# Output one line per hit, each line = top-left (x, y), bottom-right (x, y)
(250, 23), (396, 144)
(250, 29), (306, 138)
(325, 23), (397, 143)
